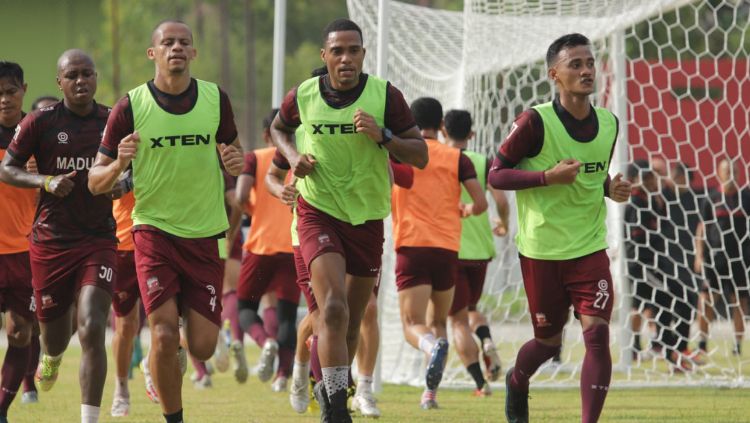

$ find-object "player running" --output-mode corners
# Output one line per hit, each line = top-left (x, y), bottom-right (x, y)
(489, 34), (631, 423)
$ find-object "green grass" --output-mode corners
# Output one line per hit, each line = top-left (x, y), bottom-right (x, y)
(9, 346), (750, 422)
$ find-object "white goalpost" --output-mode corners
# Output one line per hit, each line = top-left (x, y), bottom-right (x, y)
(348, 0), (750, 388)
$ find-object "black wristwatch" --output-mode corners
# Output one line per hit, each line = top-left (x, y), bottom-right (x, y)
(378, 127), (393, 147)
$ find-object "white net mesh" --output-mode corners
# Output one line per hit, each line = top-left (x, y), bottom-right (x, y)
(348, 0), (750, 388)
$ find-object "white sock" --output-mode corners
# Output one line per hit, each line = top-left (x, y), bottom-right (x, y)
(81, 404), (100, 423)
(114, 376), (129, 399)
(357, 375), (374, 395)
(321, 366), (349, 399)
(293, 361), (310, 379)
(418, 333), (436, 354)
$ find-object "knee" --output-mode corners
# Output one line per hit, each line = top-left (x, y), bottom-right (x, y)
(151, 324), (181, 355)
(78, 317), (107, 347)
(188, 336), (217, 361)
(117, 316), (140, 339)
(322, 298), (348, 330)
(363, 301), (378, 326)
(582, 324), (610, 350)
(6, 324), (32, 347)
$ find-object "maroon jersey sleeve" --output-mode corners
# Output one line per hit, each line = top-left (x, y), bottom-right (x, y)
(272, 149), (291, 170)
(489, 108), (547, 190)
(390, 159), (414, 189)
(223, 171), (237, 192)
(384, 83), (416, 135)
(278, 87), (301, 128)
(458, 152), (478, 182)
(241, 151), (257, 177)
(99, 96), (133, 159)
(496, 109), (544, 167)
(217, 88), (238, 144)
(6, 110), (42, 163)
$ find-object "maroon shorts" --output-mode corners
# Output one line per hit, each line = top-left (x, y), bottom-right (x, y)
(29, 240), (117, 323)
(450, 259), (489, 315)
(0, 252), (35, 321)
(519, 249), (614, 338)
(112, 250), (140, 317)
(238, 252), (300, 305)
(395, 247), (457, 292)
(133, 230), (224, 326)
(296, 197), (383, 278)
(229, 236), (243, 261)
(294, 247), (317, 313)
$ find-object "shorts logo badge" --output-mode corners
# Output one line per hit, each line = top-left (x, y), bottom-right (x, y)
(146, 276), (163, 296)
(117, 292), (129, 302)
(41, 295), (57, 310)
(535, 312), (550, 328)
(57, 132), (69, 144)
(597, 280), (608, 291)
(318, 233), (331, 244)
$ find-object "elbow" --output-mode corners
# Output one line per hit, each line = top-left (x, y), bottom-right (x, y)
(413, 150), (429, 170)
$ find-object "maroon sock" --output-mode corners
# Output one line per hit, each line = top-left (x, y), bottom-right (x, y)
(581, 324), (611, 423)
(191, 356), (207, 380)
(23, 336), (40, 392)
(248, 323), (268, 347)
(222, 290), (242, 343)
(263, 307), (278, 338)
(0, 345), (31, 415)
(277, 347), (295, 378)
(310, 335), (322, 382)
(511, 339), (560, 393)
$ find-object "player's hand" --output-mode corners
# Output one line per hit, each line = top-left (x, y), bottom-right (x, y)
(459, 202), (474, 218)
(46, 170), (76, 197)
(219, 144), (243, 176)
(117, 132), (140, 168)
(693, 256), (703, 274)
(545, 159), (581, 185)
(493, 217), (508, 237)
(353, 109), (382, 143)
(25, 158), (38, 174)
(105, 178), (128, 200)
(291, 153), (316, 178)
(280, 182), (299, 206)
(609, 173), (631, 203)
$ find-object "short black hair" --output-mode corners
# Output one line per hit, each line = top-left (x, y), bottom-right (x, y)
(546, 33), (590, 67)
(322, 18), (363, 45)
(410, 97), (443, 131)
(152, 19), (192, 45)
(444, 110), (472, 141)
(31, 96), (58, 110)
(0, 61), (24, 86)
(262, 108), (279, 130)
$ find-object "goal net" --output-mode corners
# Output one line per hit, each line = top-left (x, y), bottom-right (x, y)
(348, 0), (750, 388)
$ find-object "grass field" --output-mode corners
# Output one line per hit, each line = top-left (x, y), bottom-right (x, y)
(7, 345), (750, 423)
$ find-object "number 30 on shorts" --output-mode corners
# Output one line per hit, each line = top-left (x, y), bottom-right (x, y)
(98, 265), (114, 282)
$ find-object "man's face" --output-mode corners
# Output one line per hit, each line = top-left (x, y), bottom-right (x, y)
(0, 77), (26, 125)
(549, 45), (596, 96)
(149, 23), (196, 74)
(57, 57), (97, 108)
(321, 30), (365, 88)
(717, 159), (736, 186)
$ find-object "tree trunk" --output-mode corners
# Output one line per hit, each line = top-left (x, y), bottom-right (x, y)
(110, 0), (121, 99)
(244, 0), (257, 149)
(219, 0), (231, 96)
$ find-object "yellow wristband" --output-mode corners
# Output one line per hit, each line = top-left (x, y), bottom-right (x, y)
(43, 175), (53, 192)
